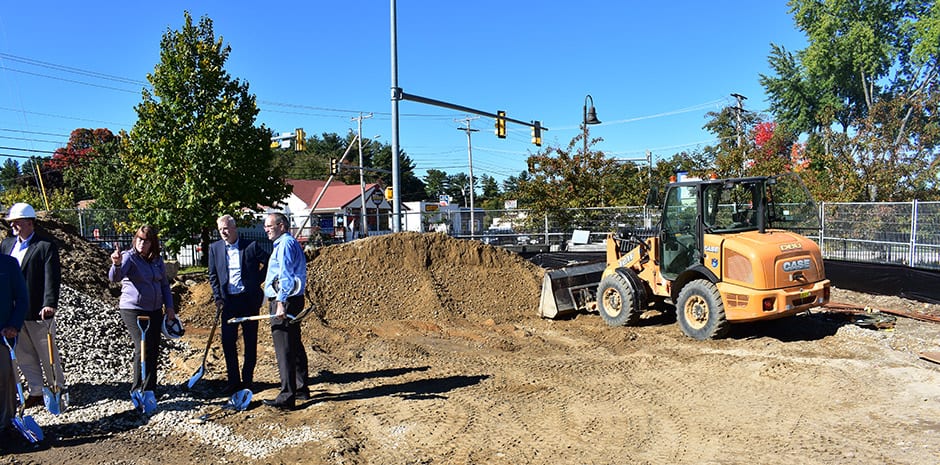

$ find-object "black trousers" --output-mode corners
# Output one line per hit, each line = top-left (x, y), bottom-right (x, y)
(220, 293), (259, 388)
(269, 295), (309, 402)
(120, 309), (162, 393)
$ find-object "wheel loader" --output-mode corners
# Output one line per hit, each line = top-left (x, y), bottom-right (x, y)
(538, 173), (830, 339)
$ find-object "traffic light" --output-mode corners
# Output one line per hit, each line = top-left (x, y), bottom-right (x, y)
(294, 128), (305, 152)
(330, 158), (339, 175)
(384, 187), (393, 200)
(531, 121), (542, 147)
(495, 111), (506, 139)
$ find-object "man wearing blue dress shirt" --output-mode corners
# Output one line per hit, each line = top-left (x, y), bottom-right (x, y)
(261, 212), (309, 410)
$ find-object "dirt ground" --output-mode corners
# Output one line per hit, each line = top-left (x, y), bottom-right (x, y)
(5, 228), (940, 464)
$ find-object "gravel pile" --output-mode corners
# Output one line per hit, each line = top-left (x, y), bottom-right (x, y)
(14, 285), (331, 459)
(0, 216), (332, 458)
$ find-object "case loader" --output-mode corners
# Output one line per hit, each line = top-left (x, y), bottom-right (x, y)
(538, 173), (830, 339)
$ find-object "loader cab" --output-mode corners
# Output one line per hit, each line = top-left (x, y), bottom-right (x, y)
(658, 173), (821, 281)
(659, 175), (774, 280)
(660, 182), (702, 279)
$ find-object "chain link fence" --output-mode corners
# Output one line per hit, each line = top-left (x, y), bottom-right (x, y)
(38, 201), (940, 271)
(820, 201), (940, 269)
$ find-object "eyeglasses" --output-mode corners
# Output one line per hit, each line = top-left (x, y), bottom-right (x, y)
(135, 236), (152, 243)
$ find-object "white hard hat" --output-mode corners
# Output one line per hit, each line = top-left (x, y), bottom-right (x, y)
(274, 276), (304, 297)
(162, 316), (185, 339)
(6, 203), (36, 221)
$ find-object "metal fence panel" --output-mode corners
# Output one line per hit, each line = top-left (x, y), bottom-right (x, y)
(39, 201), (940, 271)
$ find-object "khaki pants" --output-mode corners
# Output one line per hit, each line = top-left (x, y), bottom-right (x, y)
(15, 319), (66, 396)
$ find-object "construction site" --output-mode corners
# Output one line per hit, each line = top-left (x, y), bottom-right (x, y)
(4, 217), (940, 465)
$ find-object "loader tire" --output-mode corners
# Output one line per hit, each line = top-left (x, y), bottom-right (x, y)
(676, 279), (729, 340)
(597, 274), (642, 327)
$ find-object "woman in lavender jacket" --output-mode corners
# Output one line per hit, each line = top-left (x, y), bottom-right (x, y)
(108, 225), (177, 400)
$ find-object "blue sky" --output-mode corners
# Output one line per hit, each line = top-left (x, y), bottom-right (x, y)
(0, 1), (806, 188)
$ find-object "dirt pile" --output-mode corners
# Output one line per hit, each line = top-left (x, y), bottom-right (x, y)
(179, 232), (545, 327)
(1, 216), (118, 303)
(307, 232), (544, 325)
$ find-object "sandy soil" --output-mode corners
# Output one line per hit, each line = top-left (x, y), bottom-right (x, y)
(5, 229), (940, 464)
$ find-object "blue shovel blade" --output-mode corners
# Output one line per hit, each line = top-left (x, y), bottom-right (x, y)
(130, 390), (144, 412)
(12, 415), (43, 443)
(227, 389), (253, 411)
(43, 386), (62, 415)
(142, 391), (157, 414)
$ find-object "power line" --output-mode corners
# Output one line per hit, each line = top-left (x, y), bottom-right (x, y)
(0, 106), (130, 127)
(0, 53), (148, 86)
(1, 67), (140, 94)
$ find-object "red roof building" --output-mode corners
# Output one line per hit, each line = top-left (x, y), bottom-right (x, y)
(281, 179), (395, 241)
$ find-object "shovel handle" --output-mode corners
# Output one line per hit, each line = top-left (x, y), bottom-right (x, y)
(47, 332), (54, 366)
(137, 315), (150, 380)
(47, 331), (59, 390)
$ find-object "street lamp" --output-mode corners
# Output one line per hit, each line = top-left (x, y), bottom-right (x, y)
(583, 94), (601, 156)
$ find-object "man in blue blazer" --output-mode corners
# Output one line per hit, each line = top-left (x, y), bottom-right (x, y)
(208, 215), (269, 394)
(1, 253), (29, 445)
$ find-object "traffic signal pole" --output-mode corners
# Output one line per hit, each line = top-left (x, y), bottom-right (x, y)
(390, 0), (402, 232)
(390, 0), (544, 233)
(396, 91), (549, 133)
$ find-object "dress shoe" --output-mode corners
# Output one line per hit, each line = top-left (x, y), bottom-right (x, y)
(295, 389), (311, 401)
(221, 383), (242, 397)
(262, 399), (295, 410)
(23, 395), (43, 409)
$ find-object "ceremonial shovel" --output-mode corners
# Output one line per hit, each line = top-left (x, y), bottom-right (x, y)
(130, 316), (157, 414)
(42, 328), (65, 415)
(187, 303), (223, 389)
(4, 337), (43, 443)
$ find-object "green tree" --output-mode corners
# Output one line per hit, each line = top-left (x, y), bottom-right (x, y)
(477, 174), (501, 210)
(761, 0), (940, 201)
(0, 158), (20, 191)
(370, 144), (426, 202)
(125, 12), (290, 255)
(0, 186), (74, 214)
(702, 106), (760, 178)
(423, 169), (449, 199)
(501, 171), (530, 200)
(800, 128), (866, 202)
(54, 128), (121, 202)
(518, 126), (625, 230)
(446, 173), (470, 207)
(478, 174), (499, 199)
(65, 133), (129, 209)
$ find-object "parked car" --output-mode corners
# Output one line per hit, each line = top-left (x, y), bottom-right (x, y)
(481, 228), (516, 245)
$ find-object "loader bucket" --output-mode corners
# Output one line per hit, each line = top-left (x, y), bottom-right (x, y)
(538, 262), (606, 318)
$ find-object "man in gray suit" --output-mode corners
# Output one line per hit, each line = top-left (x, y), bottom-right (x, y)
(208, 215), (269, 395)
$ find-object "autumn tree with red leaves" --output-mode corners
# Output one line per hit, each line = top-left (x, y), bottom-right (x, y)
(48, 128), (117, 170)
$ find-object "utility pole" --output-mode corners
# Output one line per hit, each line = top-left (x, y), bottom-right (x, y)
(731, 93), (748, 172)
(353, 112), (373, 238)
(731, 93), (747, 149)
(456, 117), (479, 238)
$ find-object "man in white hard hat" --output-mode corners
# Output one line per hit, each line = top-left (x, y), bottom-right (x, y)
(1, 203), (65, 410)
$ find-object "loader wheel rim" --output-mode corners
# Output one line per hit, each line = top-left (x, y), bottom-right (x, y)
(683, 295), (709, 330)
(602, 288), (623, 317)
